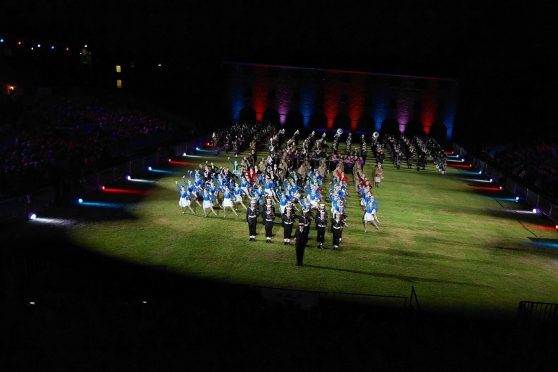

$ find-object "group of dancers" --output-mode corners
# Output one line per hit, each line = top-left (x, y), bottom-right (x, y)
(175, 126), (388, 253)
(176, 125), (444, 257)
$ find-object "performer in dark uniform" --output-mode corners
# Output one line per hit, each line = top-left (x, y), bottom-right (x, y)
(295, 223), (306, 266)
(303, 208), (312, 247)
(331, 212), (344, 250)
(282, 206), (294, 245)
(263, 204), (275, 243)
(298, 207), (311, 247)
(315, 206), (328, 249)
(246, 199), (259, 241)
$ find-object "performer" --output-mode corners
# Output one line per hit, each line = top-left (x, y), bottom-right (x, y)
(331, 212), (344, 250)
(246, 199), (259, 241)
(282, 206), (295, 245)
(175, 181), (195, 215)
(374, 163), (383, 187)
(232, 183), (247, 211)
(299, 206), (311, 247)
(295, 223), (306, 266)
(263, 203), (275, 243)
(221, 185), (238, 218)
(363, 196), (380, 232)
(315, 204), (328, 249)
(202, 188), (218, 217)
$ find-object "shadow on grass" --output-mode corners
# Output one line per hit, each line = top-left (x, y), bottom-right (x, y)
(304, 264), (493, 288)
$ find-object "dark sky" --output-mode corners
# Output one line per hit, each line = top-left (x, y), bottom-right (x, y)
(3, 0), (558, 142)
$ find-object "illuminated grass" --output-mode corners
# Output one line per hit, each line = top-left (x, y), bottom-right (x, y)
(70, 152), (558, 315)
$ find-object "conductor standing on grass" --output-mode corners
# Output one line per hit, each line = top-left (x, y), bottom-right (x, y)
(295, 223), (306, 266)
(246, 199), (258, 241)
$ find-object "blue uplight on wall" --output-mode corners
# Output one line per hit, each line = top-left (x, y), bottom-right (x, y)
(444, 91), (457, 140)
(373, 94), (389, 132)
(299, 83), (315, 128)
(231, 80), (245, 122)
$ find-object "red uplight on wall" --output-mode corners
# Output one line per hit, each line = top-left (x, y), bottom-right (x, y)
(324, 74), (341, 130)
(252, 68), (268, 123)
(421, 80), (438, 134)
(348, 76), (365, 131)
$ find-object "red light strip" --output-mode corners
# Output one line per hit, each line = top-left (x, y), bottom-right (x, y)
(102, 187), (150, 196)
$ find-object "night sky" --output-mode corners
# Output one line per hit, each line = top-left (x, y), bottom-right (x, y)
(3, 0), (558, 144)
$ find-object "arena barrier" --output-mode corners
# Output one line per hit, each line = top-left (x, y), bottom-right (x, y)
(453, 144), (558, 224)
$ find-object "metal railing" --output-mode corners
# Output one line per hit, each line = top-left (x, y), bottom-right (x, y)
(517, 301), (558, 327)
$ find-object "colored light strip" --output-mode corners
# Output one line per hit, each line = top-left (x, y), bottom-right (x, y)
(78, 200), (126, 208)
(168, 160), (196, 166)
(448, 163), (473, 169)
(492, 197), (519, 202)
(470, 185), (502, 191)
(148, 168), (181, 175)
(529, 241), (558, 249)
(101, 187), (150, 196)
(461, 178), (492, 183)
(457, 170), (483, 175)
(30, 217), (76, 226)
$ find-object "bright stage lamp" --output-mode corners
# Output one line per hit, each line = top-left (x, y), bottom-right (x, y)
(532, 208), (538, 214)
(78, 198), (83, 204)
(489, 178), (493, 183)
(29, 213), (37, 220)
(148, 166), (152, 171)
(126, 175), (131, 180)
(515, 197), (519, 202)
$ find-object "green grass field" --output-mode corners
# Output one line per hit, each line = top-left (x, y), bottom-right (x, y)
(68, 151), (558, 316)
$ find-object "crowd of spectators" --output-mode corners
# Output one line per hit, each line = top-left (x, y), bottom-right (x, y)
(490, 140), (558, 200)
(0, 94), (175, 199)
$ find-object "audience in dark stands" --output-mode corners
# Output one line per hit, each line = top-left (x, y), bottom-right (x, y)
(0, 95), (174, 199)
(489, 140), (558, 200)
